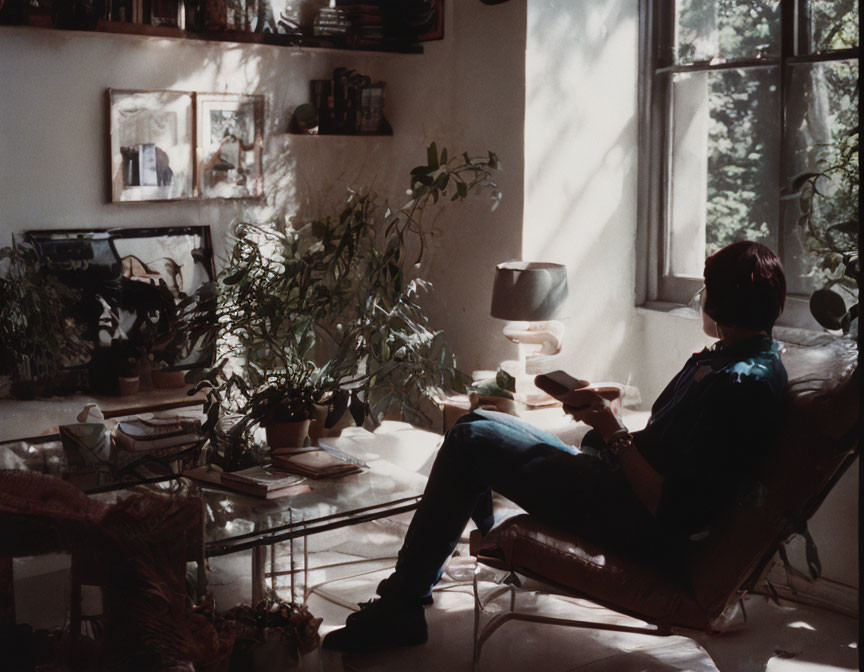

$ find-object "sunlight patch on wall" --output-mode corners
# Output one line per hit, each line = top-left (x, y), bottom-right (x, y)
(522, 0), (641, 385)
(524, 8), (637, 265)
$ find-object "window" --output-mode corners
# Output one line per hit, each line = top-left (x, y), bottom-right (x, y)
(639, 0), (859, 327)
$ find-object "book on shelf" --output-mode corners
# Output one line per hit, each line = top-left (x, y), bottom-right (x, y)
(184, 466), (310, 499)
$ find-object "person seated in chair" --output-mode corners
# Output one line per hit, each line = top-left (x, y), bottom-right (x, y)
(323, 241), (788, 652)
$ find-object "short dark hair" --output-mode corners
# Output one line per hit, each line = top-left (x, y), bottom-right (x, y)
(703, 241), (786, 332)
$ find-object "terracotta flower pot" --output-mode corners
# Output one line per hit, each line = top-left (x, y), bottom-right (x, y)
(118, 375), (140, 396)
(266, 419), (311, 452)
(151, 369), (188, 389)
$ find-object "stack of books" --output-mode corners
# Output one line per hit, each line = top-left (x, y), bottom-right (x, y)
(313, 7), (351, 37)
(271, 444), (364, 479)
(185, 465), (309, 499)
(113, 416), (201, 453)
(336, 2), (384, 48)
(220, 466), (308, 498)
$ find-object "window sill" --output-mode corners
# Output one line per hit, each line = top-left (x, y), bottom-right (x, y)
(636, 301), (700, 320)
(636, 301), (850, 347)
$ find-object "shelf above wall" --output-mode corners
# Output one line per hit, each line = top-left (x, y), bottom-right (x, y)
(2, 20), (424, 55)
(284, 131), (394, 137)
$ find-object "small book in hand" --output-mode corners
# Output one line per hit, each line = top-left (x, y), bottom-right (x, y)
(534, 370), (621, 407)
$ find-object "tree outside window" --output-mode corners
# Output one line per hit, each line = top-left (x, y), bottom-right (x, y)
(643, 0), (858, 329)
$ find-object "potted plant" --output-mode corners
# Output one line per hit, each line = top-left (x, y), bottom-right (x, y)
(788, 126), (859, 335)
(196, 143), (500, 468)
(114, 341), (141, 396)
(216, 363), (325, 453)
(0, 239), (83, 399)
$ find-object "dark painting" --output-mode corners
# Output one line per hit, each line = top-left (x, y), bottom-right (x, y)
(24, 226), (216, 394)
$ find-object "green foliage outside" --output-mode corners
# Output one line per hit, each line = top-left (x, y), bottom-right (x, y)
(675, 0), (859, 311)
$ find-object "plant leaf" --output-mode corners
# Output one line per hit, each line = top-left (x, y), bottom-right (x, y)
(427, 142), (439, 170)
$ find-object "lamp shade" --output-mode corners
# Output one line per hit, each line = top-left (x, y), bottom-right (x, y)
(490, 261), (568, 321)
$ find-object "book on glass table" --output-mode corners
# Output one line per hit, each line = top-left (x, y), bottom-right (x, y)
(270, 443), (365, 479)
(184, 465), (310, 499)
(113, 416), (202, 452)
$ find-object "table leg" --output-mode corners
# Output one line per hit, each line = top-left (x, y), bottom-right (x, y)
(251, 546), (267, 605)
(0, 556), (14, 625)
(270, 543), (276, 595)
(289, 509), (295, 603)
(197, 556), (207, 602)
(70, 555), (82, 640)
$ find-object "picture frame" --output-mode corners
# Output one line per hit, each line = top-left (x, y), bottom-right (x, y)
(416, 0), (444, 42)
(108, 89), (196, 203)
(196, 92), (265, 200)
(23, 226), (216, 393)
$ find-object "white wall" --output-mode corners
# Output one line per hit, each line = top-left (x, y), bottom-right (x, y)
(0, 9), (526, 351)
(524, 0), (649, 387)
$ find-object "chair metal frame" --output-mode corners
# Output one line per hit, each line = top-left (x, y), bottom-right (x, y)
(470, 563), (691, 671)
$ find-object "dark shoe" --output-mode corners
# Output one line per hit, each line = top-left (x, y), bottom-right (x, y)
(321, 598), (428, 652)
(376, 575), (434, 605)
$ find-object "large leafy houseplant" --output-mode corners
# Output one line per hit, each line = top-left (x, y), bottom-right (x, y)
(0, 240), (83, 397)
(198, 143), (500, 466)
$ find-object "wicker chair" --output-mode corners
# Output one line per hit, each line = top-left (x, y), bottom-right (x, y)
(0, 471), (205, 667)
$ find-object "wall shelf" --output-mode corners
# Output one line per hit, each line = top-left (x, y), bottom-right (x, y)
(288, 133), (393, 138)
(2, 20), (424, 54)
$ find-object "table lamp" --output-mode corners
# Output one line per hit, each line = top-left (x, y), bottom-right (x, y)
(490, 261), (568, 405)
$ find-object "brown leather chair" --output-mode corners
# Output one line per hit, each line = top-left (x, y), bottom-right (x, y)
(469, 338), (859, 667)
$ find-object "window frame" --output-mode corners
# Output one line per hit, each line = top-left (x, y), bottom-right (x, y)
(636, 0), (859, 329)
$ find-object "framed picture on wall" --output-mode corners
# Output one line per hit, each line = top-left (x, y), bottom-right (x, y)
(108, 89), (196, 202)
(196, 93), (264, 200)
(416, 0), (444, 42)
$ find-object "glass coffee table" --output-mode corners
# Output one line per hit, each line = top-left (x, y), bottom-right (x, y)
(12, 421), (434, 604)
(200, 454), (427, 603)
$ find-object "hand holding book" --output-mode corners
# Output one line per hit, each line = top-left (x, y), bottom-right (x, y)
(534, 370), (626, 442)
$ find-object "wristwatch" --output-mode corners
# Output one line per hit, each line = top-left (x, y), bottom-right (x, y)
(606, 429), (634, 458)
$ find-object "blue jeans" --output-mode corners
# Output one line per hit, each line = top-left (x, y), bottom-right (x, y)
(383, 409), (679, 600)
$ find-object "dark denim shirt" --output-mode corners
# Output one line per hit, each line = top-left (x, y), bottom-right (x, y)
(627, 336), (786, 539)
